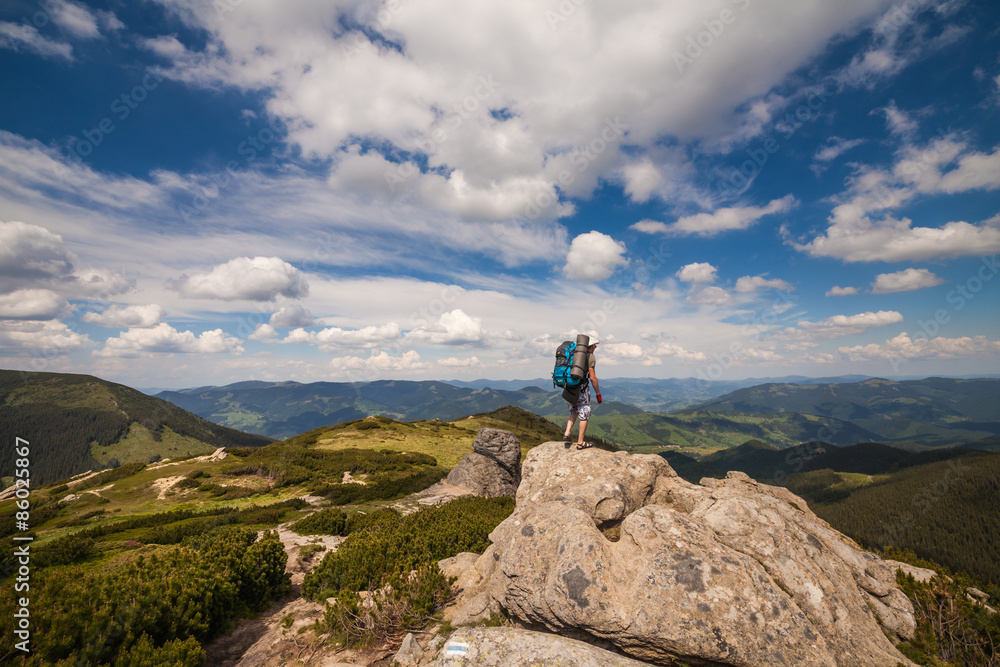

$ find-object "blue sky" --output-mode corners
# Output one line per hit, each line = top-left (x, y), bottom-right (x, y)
(1, 0), (999, 388)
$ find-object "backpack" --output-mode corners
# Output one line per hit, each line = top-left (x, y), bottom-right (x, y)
(552, 341), (584, 388)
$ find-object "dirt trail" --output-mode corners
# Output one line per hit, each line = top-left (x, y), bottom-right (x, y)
(204, 513), (345, 667)
(206, 483), (468, 666)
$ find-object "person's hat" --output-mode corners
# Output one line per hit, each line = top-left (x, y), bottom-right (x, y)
(589, 339), (599, 346)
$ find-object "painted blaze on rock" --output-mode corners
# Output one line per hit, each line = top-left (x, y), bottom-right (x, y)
(447, 442), (918, 667)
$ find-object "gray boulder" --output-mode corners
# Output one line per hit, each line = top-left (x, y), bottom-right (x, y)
(429, 627), (656, 666)
(449, 442), (917, 667)
(445, 428), (521, 498)
(392, 632), (424, 666)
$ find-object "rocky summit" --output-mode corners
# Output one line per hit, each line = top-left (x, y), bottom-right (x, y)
(444, 441), (917, 666)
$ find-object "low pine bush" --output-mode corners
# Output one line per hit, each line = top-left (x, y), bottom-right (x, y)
(0, 528), (288, 665)
(303, 496), (513, 600)
(323, 564), (453, 647)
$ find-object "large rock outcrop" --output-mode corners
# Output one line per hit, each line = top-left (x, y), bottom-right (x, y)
(446, 442), (917, 667)
(445, 428), (521, 498)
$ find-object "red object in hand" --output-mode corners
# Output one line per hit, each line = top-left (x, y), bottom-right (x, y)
(597, 394), (603, 403)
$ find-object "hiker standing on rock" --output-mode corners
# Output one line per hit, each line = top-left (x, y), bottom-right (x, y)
(563, 340), (601, 449)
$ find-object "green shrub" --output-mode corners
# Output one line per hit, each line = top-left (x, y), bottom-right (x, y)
(346, 508), (401, 535)
(237, 506), (287, 525)
(302, 496), (513, 601)
(197, 482), (257, 500)
(34, 535), (95, 567)
(237, 531), (291, 610)
(218, 444), (439, 491)
(291, 508), (347, 536)
(58, 509), (108, 528)
(112, 634), (205, 667)
(292, 507), (401, 537)
(0, 528), (287, 665)
(885, 549), (999, 666)
(323, 564), (453, 647)
(319, 468), (446, 505)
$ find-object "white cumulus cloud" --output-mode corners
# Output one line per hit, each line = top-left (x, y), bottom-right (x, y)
(0, 289), (71, 320)
(772, 310), (903, 342)
(686, 286), (733, 307)
(173, 256), (309, 301)
(329, 350), (427, 376)
(407, 310), (486, 346)
(269, 304), (315, 328)
(281, 322), (402, 350)
(871, 268), (946, 294)
(0, 221), (132, 297)
(734, 275), (792, 293)
(94, 323), (244, 357)
(0, 221), (76, 286)
(826, 286), (859, 297)
(839, 333), (1000, 362)
(82, 304), (164, 328)
(798, 138), (1000, 262)
(563, 232), (628, 282)
(139, 0), (895, 222)
(621, 159), (663, 203)
(438, 355), (484, 368)
(0, 319), (92, 355)
(676, 262), (718, 284)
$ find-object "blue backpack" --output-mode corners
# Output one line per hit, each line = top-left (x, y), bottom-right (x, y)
(552, 341), (583, 388)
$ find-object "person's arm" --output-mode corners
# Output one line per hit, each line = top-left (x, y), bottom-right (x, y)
(589, 367), (601, 402)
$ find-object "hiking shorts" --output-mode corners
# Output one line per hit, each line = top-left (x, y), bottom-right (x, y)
(569, 383), (592, 421)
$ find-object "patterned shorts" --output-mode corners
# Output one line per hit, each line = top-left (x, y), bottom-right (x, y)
(569, 383), (592, 421)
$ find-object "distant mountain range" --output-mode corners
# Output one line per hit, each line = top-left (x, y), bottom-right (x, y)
(695, 377), (1000, 448)
(446, 375), (877, 411)
(156, 376), (1000, 448)
(153, 375), (881, 440)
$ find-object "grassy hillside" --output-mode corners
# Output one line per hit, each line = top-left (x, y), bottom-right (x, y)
(0, 370), (273, 485)
(695, 377), (1000, 447)
(0, 403), (553, 665)
(282, 405), (562, 469)
(814, 452), (1000, 585)
(0, 407), (524, 665)
(546, 410), (881, 455)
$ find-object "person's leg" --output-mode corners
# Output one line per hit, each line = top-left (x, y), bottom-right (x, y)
(564, 415), (576, 439)
(575, 385), (591, 446)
